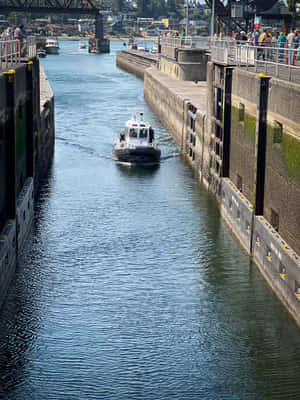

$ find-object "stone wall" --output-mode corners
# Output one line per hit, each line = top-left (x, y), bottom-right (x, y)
(116, 51), (157, 80)
(0, 58), (54, 310)
(228, 67), (300, 257)
(144, 70), (187, 148)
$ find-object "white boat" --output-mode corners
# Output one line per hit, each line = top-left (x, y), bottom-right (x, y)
(78, 41), (87, 49)
(45, 37), (59, 54)
(127, 37), (137, 50)
(137, 42), (146, 51)
(151, 43), (159, 54)
(37, 49), (47, 58)
(113, 112), (161, 165)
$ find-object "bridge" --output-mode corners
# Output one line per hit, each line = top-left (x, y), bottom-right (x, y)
(0, 0), (110, 53)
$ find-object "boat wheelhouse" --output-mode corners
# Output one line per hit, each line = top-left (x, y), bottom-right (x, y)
(113, 112), (161, 165)
(45, 37), (59, 54)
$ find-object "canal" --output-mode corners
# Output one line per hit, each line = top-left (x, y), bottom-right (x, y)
(0, 40), (300, 399)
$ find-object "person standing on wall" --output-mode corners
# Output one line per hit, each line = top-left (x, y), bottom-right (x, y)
(287, 28), (295, 65)
(278, 31), (287, 60)
(14, 24), (26, 57)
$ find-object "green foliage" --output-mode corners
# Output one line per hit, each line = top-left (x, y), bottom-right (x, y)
(112, 0), (124, 13)
(287, 0), (299, 18)
(282, 134), (300, 182)
(136, 0), (148, 16)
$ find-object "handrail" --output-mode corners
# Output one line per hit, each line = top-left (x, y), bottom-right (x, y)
(160, 36), (209, 49)
(210, 38), (300, 82)
(0, 36), (36, 71)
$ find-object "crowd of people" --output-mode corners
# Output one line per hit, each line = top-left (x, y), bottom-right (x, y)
(1, 24), (27, 56)
(1, 24), (26, 40)
(216, 28), (300, 64)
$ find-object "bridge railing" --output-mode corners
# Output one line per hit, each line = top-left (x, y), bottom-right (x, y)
(160, 36), (209, 49)
(210, 39), (300, 82)
(0, 36), (36, 71)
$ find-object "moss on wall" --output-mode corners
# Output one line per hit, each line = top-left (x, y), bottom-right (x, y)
(267, 123), (300, 183)
(231, 105), (256, 143)
(282, 134), (300, 183)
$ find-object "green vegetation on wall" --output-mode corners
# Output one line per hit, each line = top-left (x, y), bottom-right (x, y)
(282, 134), (300, 182)
(266, 123), (300, 183)
(231, 105), (256, 143)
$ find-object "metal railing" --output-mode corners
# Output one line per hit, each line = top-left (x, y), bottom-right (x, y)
(160, 36), (209, 49)
(210, 39), (300, 82)
(0, 36), (36, 71)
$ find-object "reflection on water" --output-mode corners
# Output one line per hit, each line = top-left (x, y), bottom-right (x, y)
(0, 41), (300, 400)
(116, 163), (160, 177)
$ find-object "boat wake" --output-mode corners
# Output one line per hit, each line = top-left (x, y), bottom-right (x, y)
(56, 136), (115, 160)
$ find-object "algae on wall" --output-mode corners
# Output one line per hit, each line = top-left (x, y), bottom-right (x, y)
(282, 135), (300, 184)
(229, 105), (257, 201)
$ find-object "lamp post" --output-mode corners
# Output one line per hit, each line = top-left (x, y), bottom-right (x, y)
(210, 0), (215, 38)
(185, 0), (189, 37)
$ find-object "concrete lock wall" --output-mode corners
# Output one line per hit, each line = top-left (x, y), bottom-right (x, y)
(252, 215), (300, 326)
(116, 51), (156, 80)
(220, 177), (254, 254)
(159, 48), (208, 82)
(0, 75), (8, 232)
(144, 69), (187, 148)
(15, 66), (28, 196)
(228, 67), (300, 258)
(0, 59), (54, 310)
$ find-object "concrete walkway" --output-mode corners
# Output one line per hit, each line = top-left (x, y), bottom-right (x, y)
(146, 66), (207, 115)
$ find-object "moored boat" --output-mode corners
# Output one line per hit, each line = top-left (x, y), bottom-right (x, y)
(113, 112), (161, 165)
(37, 49), (47, 58)
(45, 37), (59, 54)
(78, 41), (87, 49)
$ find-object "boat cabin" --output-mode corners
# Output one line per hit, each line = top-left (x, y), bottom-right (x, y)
(122, 113), (155, 143)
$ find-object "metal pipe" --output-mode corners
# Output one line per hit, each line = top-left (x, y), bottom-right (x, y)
(210, 0), (215, 38)
(186, 0), (189, 38)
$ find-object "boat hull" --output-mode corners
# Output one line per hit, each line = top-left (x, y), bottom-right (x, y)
(114, 146), (161, 165)
(45, 46), (59, 55)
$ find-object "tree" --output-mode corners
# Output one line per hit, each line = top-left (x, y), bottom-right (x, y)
(167, 0), (185, 16)
(152, 0), (167, 17)
(136, 0), (148, 16)
(112, 0), (124, 13)
(287, 0), (299, 21)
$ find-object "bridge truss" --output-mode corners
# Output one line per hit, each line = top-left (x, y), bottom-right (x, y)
(0, 0), (100, 15)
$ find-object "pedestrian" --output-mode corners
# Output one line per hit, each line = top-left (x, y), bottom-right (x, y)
(287, 28), (295, 65)
(295, 31), (300, 60)
(254, 30), (260, 46)
(14, 24), (26, 56)
(278, 31), (287, 60)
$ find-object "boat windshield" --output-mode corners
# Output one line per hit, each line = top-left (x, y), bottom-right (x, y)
(139, 128), (148, 139)
(129, 128), (138, 138)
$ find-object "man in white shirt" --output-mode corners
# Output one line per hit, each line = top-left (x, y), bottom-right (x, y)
(287, 29), (295, 64)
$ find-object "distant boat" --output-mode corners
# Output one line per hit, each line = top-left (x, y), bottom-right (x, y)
(113, 111), (161, 165)
(137, 42), (146, 51)
(150, 43), (159, 54)
(37, 49), (47, 58)
(45, 37), (59, 54)
(128, 37), (137, 50)
(78, 41), (87, 49)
